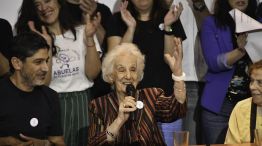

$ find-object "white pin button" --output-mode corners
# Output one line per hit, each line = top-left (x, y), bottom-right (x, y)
(159, 23), (164, 31)
(30, 118), (38, 127)
(136, 101), (144, 109)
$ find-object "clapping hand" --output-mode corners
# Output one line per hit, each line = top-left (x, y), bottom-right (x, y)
(84, 12), (101, 37)
(164, 2), (183, 27)
(80, 0), (97, 18)
(120, 0), (136, 29)
(28, 21), (52, 48)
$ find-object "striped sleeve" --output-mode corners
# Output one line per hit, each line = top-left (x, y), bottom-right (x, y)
(88, 99), (108, 146)
(153, 88), (187, 122)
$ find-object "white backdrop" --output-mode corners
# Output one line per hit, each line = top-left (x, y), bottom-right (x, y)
(0, 0), (118, 28)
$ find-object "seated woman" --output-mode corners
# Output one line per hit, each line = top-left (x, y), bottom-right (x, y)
(225, 60), (262, 144)
(88, 38), (187, 146)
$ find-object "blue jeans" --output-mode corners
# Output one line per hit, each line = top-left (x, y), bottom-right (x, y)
(158, 119), (182, 146)
(201, 95), (235, 144)
(201, 108), (229, 144)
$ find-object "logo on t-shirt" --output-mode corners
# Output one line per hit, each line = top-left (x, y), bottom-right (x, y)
(53, 49), (80, 79)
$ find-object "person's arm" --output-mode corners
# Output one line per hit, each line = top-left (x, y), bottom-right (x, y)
(19, 134), (61, 146)
(154, 37), (186, 123)
(225, 33), (247, 66)
(107, 1), (136, 52)
(164, 3), (183, 63)
(48, 136), (65, 146)
(88, 103), (109, 146)
(200, 17), (246, 73)
(0, 136), (33, 146)
(0, 134), (55, 146)
(88, 96), (136, 145)
(84, 36), (101, 80)
(84, 14), (102, 80)
(79, 0), (107, 45)
(0, 52), (9, 77)
(95, 23), (106, 45)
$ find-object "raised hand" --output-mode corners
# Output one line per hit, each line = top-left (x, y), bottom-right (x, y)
(117, 96), (137, 122)
(164, 37), (183, 75)
(19, 134), (52, 146)
(120, 0), (136, 29)
(85, 12), (101, 37)
(164, 2), (183, 27)
(80, 0), (97, 17)
(28, 21), (52, 48)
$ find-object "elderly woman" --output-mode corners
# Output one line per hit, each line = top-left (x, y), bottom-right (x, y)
(88, 39), (187, 146)
(225, 60), (262, 144)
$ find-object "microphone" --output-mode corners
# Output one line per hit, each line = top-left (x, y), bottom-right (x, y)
(126, 84), (136, 122)
(126, 84), (136, 97)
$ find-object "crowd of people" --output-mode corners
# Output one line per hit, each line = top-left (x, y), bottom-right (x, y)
(0, 0), (262, 145)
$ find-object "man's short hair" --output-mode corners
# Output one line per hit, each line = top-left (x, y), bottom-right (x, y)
(8, 31), (50, 73)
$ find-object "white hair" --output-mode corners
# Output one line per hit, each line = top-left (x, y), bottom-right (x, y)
(102, 43), (145, 84)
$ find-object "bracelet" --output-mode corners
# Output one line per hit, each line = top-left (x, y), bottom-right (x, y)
(106, 130), (115, 139)
(172, 72), (186, 81)
(87, 44), (95, 47)
(175, 88), (185, 92)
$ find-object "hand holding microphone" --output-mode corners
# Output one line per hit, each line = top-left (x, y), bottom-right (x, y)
(117, 84), (137, 122)
(125, 84), (137, 121)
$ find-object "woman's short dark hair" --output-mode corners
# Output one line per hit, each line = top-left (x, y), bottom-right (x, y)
(8, 31), (50, 73)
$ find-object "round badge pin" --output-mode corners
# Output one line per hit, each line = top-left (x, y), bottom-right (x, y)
(136, 100), (144, 109)
(159, 23), (164, 31)
(30, 118), (38, 127)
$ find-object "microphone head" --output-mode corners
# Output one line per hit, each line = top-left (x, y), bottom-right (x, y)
(126, 84), (136, 97)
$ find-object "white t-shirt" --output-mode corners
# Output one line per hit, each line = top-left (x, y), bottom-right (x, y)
(173, 0), (199, 81)
(49, 25), (101, 93)
(173, 0), (208, 81)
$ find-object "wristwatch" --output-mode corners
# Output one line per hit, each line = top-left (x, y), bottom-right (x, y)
(164, 26), (173, 35)
(159, 23), (173, 35)
(193, 1), (206, 12)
